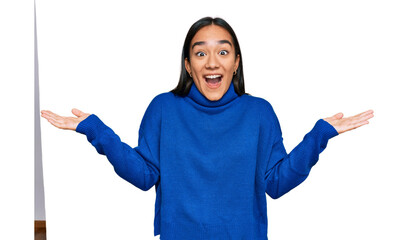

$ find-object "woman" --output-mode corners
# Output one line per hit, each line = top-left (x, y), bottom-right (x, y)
(41, 17), (374, 240)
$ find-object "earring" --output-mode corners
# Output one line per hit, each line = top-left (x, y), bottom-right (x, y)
(189, 72), (192, 78)
(233, 70), (237, 75)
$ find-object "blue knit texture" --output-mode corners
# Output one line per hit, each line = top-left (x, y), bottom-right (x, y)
(76, 82), (338, 240)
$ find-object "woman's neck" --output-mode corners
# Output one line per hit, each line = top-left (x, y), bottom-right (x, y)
(187, 81), (239, 107)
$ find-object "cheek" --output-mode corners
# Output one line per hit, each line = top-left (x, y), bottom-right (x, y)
(191, 62), (204, 75)
(224, 59), (236, 70)
(223, 64), (235, 77)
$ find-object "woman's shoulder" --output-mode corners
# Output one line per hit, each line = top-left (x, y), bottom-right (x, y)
(147, 91), (175, 106)
(153, 91), (175, 101)
(240, 94), (274, 111)
(240, 94), (280, 125)
(140, 92), (173, 119)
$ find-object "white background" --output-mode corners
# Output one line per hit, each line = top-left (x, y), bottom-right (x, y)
(2, 0), (412, 239)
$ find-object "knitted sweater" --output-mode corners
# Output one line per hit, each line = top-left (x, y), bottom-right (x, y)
(76, 81), (339, 240)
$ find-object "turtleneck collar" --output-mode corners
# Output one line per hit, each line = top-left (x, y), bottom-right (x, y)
(187, 81), (239, 107)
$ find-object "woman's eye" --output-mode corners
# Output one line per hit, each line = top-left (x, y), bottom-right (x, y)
(196, 52), (206, 57)
(219, 50), (229, 55)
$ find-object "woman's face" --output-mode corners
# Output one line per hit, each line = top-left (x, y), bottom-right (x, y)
(185, 25), (240, 101)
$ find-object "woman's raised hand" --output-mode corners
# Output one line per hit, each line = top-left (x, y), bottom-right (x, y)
(323, 109), (374, 134)
(41, 108), (91, 131)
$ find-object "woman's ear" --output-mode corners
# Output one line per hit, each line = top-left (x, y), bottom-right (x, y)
(184, 58), (191, 76)
(234, 54), (240, 72)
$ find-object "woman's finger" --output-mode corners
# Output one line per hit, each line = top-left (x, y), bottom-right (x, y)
(47, 116), (64, 129)
(343, 110), (374, 122)
(72, 108), (87, 117)
(333, 112), (344, 120)
(352, 111), (374, 123)
(323, 112), (343, 123)
(42, 110), (63, 121)
(41, 110), (53, 117)
(349, 120), (370, 132)
(360, 113), (374, 123)
(41, 111), (57, 121)
(352, 109), (374, 119)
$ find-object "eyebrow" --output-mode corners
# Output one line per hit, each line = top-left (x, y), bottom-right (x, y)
(191, 40), (232, 49)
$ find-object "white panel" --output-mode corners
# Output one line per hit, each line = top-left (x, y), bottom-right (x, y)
(35, 0), (47, 221)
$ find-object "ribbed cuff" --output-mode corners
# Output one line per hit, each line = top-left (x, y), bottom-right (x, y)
(310, 119), (339, 142)
(75, 114), (104, 142)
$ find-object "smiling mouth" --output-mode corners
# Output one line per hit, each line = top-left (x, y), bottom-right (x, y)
(204, 75), (222, 88)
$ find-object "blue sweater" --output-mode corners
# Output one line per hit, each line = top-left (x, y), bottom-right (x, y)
(76, 82), (338, 240)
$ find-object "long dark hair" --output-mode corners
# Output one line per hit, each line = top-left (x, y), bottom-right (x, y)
(170, 17), (247, 96)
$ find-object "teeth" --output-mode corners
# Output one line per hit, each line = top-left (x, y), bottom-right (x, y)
(205, 75), (221, 79)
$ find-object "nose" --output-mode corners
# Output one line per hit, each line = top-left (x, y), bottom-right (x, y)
(205, 54), (220, 69)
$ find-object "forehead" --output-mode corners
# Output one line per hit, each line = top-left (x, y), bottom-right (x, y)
(191, 25), (233, 46)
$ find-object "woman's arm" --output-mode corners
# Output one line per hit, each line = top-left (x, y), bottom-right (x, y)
(41, 105), (161, 191)
(264, 107), (374, 199)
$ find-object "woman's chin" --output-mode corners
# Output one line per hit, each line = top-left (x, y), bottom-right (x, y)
(204, 92), (223, 101)
(195, 80), (229, 101)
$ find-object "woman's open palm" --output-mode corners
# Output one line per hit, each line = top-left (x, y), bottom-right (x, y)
(41, 108), (90, 131)
(323, 109), (374, 134)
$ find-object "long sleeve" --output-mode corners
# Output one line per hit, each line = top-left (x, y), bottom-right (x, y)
(262, 102), (339, 199)
(75, 96), (163, 191)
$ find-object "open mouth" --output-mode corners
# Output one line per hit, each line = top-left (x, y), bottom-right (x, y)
(204, 75), (222, 88)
